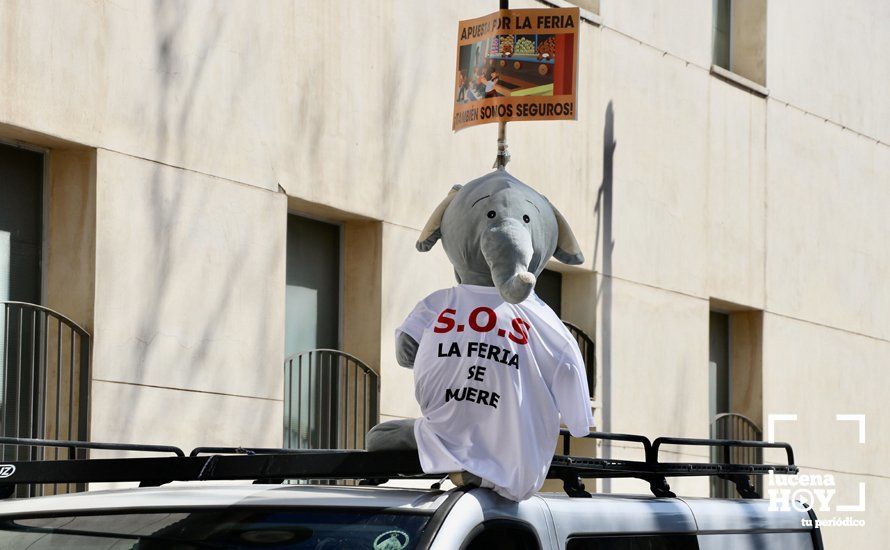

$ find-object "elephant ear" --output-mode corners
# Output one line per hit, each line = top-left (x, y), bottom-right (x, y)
(550, 201), (584, 265)
(416, 184), (462, 252)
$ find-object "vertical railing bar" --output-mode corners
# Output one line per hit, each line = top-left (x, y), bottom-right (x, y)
(54, 318), (61, 445)
(344, 360), (350, 450)
(77, 331), (89, 464)
(286, 360), (292, 449)
(323, 353), (329, 450)
(323, 352), (328, 450)
(65, 327), (77, 493)
(15, 308), (23, 463)
(67, 327), (74, 496)
(38, 312), (47, 497)
(323, 353), (334, 449)
(325, 353), (331, 481)
(322, 352), (328, 450)
(325, 353), (334, 449)
(297, 356), (303, 450)
(308, 352), (314, 450)
(54, 317), (61, 496)
(334, 355), (338, 449)
(1, 305), (9, 461)
(334, 355), (338, 450)
(75, 329), (88, 493)
(68, 327), (74, 442)
(338, 357), (342, 450)
(29, 311), (36, 449)
(27, 310), (36, 496)
(319, 353), (324, 450)
(339, 358), (344, 449)
(283, 360), (287, 449)
(352, 362), (358, 449)
(341, 357), (346, 449)
(362, 373), (368, 449)
(371, 372), (380, 432)
(333, 354), (337, 450)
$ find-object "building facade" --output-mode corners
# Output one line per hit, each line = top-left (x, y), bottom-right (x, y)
(0, 0), (887, 546)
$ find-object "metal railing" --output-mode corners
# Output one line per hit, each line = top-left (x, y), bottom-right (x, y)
(563, 321), (596, 399)
(283, 349), (378, 451)
(1, 302), (91, 497)
(710, 412), (764, 498)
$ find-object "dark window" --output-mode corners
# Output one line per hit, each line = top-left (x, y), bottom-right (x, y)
(567, 534), (699, 550)
(536, 268), (562, 316)
(0, 143), (43, 304)
(712, 0), (731, 69)
(285, 215), (341, 355)
(0, 508), (430, 549)
(708, 311), (730, 419)
(464, 521), (541, 550)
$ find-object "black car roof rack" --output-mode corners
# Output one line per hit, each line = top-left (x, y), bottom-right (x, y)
(0, 431), (797, 500)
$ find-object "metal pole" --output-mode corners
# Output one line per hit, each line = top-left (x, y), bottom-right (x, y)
(494, 0), (510, 170)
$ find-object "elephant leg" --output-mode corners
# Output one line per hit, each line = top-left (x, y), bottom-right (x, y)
(366, 418), (418, 451)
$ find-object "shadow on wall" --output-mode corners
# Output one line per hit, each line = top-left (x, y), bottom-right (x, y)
(115, 2), (280, 446)
(594, 101), (615, 491)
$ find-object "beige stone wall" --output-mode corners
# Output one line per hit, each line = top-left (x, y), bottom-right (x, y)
(89, 149), (286, 449)
(0, 1), (887, 545)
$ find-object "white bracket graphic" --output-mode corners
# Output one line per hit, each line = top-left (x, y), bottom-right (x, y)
(835, 414), (866, 443)
(767, 414), (798, 443)
(836, 482), (866, 512)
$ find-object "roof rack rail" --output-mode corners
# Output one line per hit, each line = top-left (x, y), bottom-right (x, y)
(0, 437), (185, 458)
(0, 432), (796, 500)
(556, 430), (797, 498)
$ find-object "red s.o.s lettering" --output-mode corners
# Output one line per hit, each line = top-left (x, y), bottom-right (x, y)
(433, 309), (457, 333)
(468, 306), (497, 332)
(508, 318), (531, 344)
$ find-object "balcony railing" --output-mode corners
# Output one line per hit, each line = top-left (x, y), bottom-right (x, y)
(710, 412), (764, 498)
(563, 321), (596, 399)
(1, 302), (91, 497)
(283, 349), (378, 451)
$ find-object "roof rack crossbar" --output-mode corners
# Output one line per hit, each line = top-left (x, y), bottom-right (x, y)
(559, 430), (653, 457)
(0, 437), (185, 458)
(651, 436), (795, 466)
(188, 447), (341, 457)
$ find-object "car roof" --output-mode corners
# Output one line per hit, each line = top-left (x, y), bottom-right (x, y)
(537, 492), (811, 534)
(0, 484), (449, 517)
(0, 484), (813, 535)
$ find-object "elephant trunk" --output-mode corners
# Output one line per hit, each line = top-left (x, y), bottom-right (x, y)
(480, 218), (536, 304)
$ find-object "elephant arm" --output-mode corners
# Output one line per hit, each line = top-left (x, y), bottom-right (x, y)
(396, 331), (419, 369)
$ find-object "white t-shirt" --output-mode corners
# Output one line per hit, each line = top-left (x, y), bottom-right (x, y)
(396, 284), (594, 501)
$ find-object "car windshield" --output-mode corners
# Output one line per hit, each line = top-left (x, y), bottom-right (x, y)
(0, 507), (431, 549)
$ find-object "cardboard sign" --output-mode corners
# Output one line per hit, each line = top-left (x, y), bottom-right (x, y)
(453, 7), (580, 132)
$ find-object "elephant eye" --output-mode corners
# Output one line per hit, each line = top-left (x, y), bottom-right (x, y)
(487, 210), (496, 219)
(522, 214), (531, 223)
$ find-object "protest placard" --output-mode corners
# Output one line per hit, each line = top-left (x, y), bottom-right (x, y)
(453, 7), (580, 132)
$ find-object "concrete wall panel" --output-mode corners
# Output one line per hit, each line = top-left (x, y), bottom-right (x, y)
(767, 0), (890, 143)
(766, 102), (890, 341)
(706, 81), (766, 308)
(92, 150), (287, 400)
(89, 379), (282, 452)
(599, 1), (713, 68)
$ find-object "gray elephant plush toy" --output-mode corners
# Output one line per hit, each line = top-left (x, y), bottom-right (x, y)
(367, 170), (594, 501)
